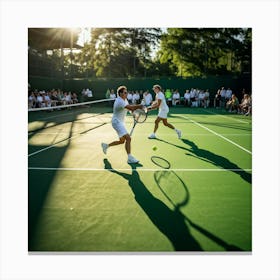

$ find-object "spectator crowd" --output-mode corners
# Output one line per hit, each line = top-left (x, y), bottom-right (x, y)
(28, 85), (251, 116)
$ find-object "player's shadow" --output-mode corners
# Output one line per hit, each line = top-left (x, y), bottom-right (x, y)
(103, 159), (243, 251)
(103, 159), (202, 251)
(154, 138), (251, 184)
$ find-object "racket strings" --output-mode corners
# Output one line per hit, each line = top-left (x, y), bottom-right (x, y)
(133, 109), (147, 123)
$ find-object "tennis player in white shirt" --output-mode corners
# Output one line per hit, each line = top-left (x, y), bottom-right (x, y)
(148, 84), (182, 139)
(101, 86), (144, 164)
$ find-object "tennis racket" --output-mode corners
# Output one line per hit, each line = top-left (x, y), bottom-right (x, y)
(129, 108), (148, 136)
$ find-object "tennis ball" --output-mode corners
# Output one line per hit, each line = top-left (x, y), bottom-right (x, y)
(152, 146), (157, 151)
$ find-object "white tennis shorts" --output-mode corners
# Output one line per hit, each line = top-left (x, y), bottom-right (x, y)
(112, 119), (128, 138)
(158, 108), (169, 119)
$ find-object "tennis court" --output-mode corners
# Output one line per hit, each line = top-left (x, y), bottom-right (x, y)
(28, 102), (252, 252)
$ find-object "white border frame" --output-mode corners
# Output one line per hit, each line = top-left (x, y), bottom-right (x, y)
(1, 0), (280, 279)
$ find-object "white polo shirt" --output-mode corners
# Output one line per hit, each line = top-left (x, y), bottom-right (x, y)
(112, 96), (129, 123)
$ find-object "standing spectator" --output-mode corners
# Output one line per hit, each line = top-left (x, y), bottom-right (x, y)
(198, 90), (205, 107)
(132, 91), (140, 104)
(109, 89), (116, 106)
(220, 87), (226, 108)
(81, 88), (87, 103)
(87, 88), (93, 98)
(143, 90), (153, 106)
(109, 89), (116, 100)
(165, 89), (172, 106)
(190, 88), (195, 107)
(204, 89), (210, 108)
(127, 91), (133, 104)
(105, 88), (111, 99)
(214, 89), (221, 108)
(225, 88), (232, 103)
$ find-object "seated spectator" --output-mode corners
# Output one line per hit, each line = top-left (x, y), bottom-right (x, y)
(28, 92), (36, 108)
(36, 92), (45, 108)
(50, 90), (59, 106)
(238, 94), (251, 115)
(61, 92), (67, 105)
(172, 89), (180, 106)
(226, 94), (239, 112)
(65, 92), (73, 105)
(72, 93), (79, 104)
(43, 92), (52, 108)
(183, 90), (191, 107)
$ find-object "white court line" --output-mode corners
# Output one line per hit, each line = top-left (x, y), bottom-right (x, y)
(28, 122), (109, 157)
(182, 116), (252, 155)
(28, 167), (252, 172)
(28, 134), (81, 157)
(201, 109), (250, 124)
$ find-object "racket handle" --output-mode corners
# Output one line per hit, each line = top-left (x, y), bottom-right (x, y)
(130, 125), (135, 136)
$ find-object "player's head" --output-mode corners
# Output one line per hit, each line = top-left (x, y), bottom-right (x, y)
(152, 84), (161, 93)
(117, 86), (128, 98)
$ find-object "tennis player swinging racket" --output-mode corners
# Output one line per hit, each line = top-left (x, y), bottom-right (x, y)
(101, 86), (146, 164)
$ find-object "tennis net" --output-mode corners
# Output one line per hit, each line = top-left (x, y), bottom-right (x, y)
(28, 98), (114, 112)
(28, 98), (114, 134)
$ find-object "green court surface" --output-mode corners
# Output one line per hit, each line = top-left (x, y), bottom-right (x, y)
(28, 105), (252, 252)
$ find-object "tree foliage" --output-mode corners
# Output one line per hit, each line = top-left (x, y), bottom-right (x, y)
(158, 28), (251, 77)
(29, 28), (251, 78)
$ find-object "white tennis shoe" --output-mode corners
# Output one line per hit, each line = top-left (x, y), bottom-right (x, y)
(176, 129), (182, 139)
(101, 143), (108, 154)
(148, 133), (156, 139)
(127, 155), (139, 164)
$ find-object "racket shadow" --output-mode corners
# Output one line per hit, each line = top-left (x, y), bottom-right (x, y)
(154, 170), (244, 252)
(103, 159), (202, 251)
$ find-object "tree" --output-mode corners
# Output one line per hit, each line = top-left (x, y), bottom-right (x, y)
(158, 28), (252, 77)
(78, 28), (162, 78)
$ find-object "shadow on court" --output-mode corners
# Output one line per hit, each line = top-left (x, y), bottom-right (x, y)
(154, 138), (251, 184)
(28, 120), (76, 250)
(103, 159), (243, 251)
